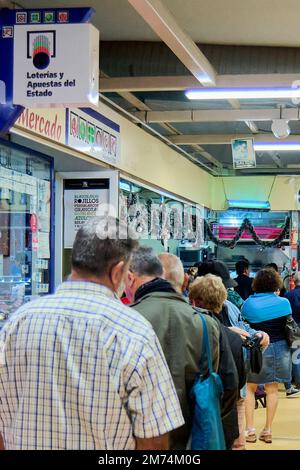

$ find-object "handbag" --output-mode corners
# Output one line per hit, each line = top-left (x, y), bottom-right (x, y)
(243, 335), (263, 374)
(285, 315), (300, 347)
(190, 313), (226, 450)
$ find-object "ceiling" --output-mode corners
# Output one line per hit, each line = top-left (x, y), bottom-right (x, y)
(19, 0), (300, 176)
(21, 0), (300, 47)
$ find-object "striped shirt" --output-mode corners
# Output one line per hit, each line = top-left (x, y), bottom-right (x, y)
(0, 281), (184, 450)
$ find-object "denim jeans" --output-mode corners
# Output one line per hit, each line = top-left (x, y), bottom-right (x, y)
(285, 341), (300, 389)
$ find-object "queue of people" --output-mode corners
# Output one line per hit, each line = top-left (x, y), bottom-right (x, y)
(0, 216), (298, 450)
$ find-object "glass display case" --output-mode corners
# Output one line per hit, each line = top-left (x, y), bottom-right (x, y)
(0, 140), (53, 328)
(207, 209), (291, 275)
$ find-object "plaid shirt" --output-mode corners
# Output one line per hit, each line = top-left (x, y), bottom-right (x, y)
(0, 281), (184, 450)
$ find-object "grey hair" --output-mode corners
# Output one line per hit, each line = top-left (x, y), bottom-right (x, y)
(130, 246), (163, 277)
(158, 253), (184, 292)
(71, 216), (138, 277)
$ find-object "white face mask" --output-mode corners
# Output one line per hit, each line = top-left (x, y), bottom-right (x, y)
(116, 279), (126, 299)
(115, 268), (129, 299)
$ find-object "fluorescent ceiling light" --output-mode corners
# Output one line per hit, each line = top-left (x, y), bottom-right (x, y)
(254, 142), (300, 152)
(185, 87), (300, 100)
(227, 199), (270, 209)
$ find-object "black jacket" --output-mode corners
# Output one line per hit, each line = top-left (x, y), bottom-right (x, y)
(234, 274), (254, 300)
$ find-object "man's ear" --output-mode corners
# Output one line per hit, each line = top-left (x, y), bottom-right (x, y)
(182, 272), (189, 293)
(127, 270), (135, 288)
(110, 261), (125, 290)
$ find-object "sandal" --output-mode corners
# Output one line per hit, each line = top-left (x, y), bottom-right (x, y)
(245, 429), (257, 443)
(259, 429), (272, 444)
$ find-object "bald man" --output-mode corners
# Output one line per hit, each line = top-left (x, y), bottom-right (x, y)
(158, 253), (189, 295)
(127, 247), (220, 449)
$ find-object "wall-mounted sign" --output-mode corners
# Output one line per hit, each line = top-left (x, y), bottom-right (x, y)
(67, 108), (121, 166)
(13, 23), (99, 107)
(15, 106), (121, 167)
(16, 107), (65, 144)
(231, 138), (256, 169)
(0, 8), (99, 134)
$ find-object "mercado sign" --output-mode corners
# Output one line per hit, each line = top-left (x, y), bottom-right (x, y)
(67, 108), (121, 166)
(16, 108), (65, 144)
(15, 106), (121, 167)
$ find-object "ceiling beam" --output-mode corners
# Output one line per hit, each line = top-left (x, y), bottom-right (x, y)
(168, 133), (300, 145)
(127, 0), (216, 86)
(100, 75), (203, 92)
(190, 145), (223, 168)
(134, 108), (299, 123)
(100, 70), (150, 111)
(244, 120), (259, 133)
(100, 71), (221, 171)
(269, 153), (284, 168)
(159, 123), (222, 168)
(117, 91), (150, 111)
(0, 0), (14, 6)
(99, 74), (300, 92)
(228, 98), (259, 137)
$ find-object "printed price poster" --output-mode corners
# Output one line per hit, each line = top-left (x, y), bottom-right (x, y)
(64, 188), (109, 248)
(37, 231), (50, 259)
(231, 138), (256, 169)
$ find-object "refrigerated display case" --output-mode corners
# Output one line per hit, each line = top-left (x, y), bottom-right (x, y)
(207, 209), (291, 275)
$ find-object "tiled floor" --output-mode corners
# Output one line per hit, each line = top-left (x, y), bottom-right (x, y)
(246, 388), (300, 450)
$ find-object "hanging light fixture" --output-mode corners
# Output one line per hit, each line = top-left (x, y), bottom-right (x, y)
(271, 107), (291, 140)
(271, 119), (291, 139)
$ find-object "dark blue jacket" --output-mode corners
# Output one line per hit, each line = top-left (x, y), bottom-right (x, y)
(234, 274), (253, 300)
(285, 286), (300, 325)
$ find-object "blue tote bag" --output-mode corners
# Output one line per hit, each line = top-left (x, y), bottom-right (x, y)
(190, 313), (226, 450)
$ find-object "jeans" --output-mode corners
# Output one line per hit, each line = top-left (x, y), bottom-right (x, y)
(285, 341), (300, 389)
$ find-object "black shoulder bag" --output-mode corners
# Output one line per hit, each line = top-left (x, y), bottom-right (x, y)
(285, 315), (300, 347)
(243, 335), (263, 374)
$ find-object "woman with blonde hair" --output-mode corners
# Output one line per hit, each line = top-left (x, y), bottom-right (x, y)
(190, 274), (227, 315)
(189, 274), (246, 449)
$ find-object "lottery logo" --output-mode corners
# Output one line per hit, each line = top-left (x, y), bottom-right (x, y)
(27, 30), (56, 70)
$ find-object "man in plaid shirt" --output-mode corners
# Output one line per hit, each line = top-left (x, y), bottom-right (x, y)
(0, 217), (184, 450)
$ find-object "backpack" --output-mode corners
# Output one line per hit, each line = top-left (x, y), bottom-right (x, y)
(190, 312), (226, 450)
